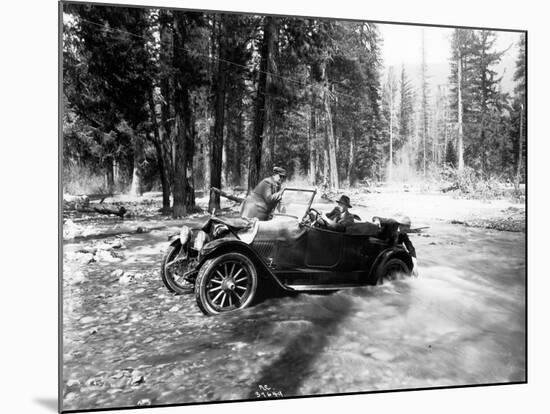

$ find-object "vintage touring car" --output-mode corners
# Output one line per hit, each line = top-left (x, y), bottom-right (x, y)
(161, 188), (414, 315)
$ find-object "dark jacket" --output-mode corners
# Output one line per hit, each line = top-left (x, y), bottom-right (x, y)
(241, 176), (281, 221)
(376, 217), (416, 258)
(326, 207), (356, 232)
(397, 233), (416, 258)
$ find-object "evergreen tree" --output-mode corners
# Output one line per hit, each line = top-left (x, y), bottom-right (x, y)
(418, 29), (431, 176)
(445, 140), (458, 168)
(171, 10), (208, 217)
(382, 68), (398, 180)
(398, 65), (415, 151)
(512, 33), (526, 184)
(449, 28), (476, 171)
(469, 30), (505, 174)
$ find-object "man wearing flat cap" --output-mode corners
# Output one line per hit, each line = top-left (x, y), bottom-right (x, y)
(241, 167), (286, 221)
(322, 194), (356, 231)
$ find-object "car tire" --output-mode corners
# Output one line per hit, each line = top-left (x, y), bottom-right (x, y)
(373, 257), (411, 285)
(195, 252), (258, 315)
(160, 241), (194, 294)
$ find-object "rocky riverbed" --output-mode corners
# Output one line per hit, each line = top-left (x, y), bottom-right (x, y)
(62, 190), (525, 411)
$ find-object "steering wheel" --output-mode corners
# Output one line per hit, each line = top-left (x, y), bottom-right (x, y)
(304, 208), (327, 228)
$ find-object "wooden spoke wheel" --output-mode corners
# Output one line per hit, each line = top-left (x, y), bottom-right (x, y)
(161, 242), (194, 294)
(195, 253), (258, 315)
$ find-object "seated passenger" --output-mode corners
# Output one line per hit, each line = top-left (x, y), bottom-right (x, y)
(322, 195), (356, 232)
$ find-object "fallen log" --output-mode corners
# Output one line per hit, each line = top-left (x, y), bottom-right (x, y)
(87, 193), (114, 203)
(441, 184), (459, 193)
(210, 187), (245, 203)
(63, 193), (114, 209)
(76, 206), (127, 218)
(63, 194), (90, 209)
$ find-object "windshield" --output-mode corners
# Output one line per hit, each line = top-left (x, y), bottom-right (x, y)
(276, 188), (316, 219)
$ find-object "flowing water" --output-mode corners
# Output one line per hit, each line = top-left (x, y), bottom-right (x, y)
(62, 207), (525, 411)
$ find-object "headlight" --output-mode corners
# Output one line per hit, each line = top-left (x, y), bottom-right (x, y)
(193, 230), (207, 251)
(179, 226), (191, 245)
(212, 223), (229, 238)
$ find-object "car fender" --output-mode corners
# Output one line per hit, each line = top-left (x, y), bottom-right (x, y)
(199, 239), (292, 291)
(367, 246), (413, 282)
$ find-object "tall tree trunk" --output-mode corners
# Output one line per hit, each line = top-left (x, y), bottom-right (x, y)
(208, 19), (228, 212)
(389, 83), (393, 182)
(443, 118), (448, 165)
(187, 104), (196, 209)
(248, 16), (276, 191)
(172, 87), (194, 217)
(202, 107), (211, 191)
(323, 140), (329, 188)
(159, 9), (174, 183)
(129, 136), (144, 196)
(347, 133), (355, 185)
(222, 126), (228, 185)
(113, 159), (120, 186)
(515, 103), (524, 188)
(262, 94), (274, 179)
(172, 13), (195, 217)
(432, 103), (439, 165)
(323, 85), (339, 190)
(147, 90), (171, 213)
(457, 50), (465, 171)
(105, 157), (114, 193)
(261, 21), (279, 178)
(233, 97), (244, 186)
(421, 30), (428, 177)
(308, 102), (316, 186)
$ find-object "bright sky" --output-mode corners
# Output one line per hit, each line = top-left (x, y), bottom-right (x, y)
(380, 24), (454, 66)
(378, 23), (523, 92)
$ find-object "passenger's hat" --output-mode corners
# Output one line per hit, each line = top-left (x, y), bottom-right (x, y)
(273, 166), (287, 177)
(336, 195), (352, 208)
(395, 215), (411, 229)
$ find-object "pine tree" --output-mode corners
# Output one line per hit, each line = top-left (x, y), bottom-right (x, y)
(449, 28), (476, 171)
(171, 11), (207, 217)
(382, 68), (398, 181)
(64, 4), (156, 193)
(469, 30), (505, 174)
(445, 140), (458, 168)
(248, 16), (278, 191)
(418, 29), (431, 176)
(398, 65), (415, 151)
(513, 33), (526, 185)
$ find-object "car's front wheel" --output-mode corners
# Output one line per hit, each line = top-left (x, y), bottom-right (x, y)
(195, 252), (258, 315)
(161, 242), (195, 294)
(374, 257), (411, 285)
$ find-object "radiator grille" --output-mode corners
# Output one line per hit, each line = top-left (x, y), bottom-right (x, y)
(251, 241), (275, 259)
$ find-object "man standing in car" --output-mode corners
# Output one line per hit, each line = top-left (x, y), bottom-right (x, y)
(241, 167), (286, 221)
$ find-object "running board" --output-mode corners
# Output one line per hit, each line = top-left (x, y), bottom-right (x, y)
(285, 283), (363, 291)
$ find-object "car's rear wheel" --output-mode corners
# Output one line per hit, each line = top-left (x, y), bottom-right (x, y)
(195, 252), (258, 315)
(374, 257), (411, 285)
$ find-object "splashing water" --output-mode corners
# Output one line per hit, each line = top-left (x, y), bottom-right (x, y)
(62, 212), (524, 410)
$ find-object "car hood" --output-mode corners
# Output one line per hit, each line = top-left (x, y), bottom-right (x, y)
(198, 215), (304, 245)
(253, 215), (305, 242)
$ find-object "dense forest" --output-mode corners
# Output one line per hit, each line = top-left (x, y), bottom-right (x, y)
(62, 4), (526, 217)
